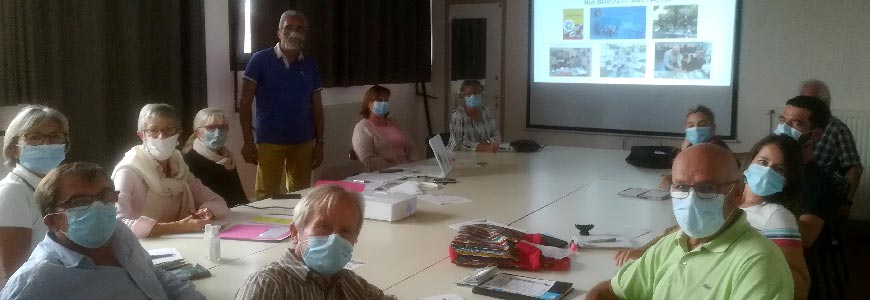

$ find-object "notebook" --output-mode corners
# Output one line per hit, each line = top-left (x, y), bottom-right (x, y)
(472, 273), (573, 300)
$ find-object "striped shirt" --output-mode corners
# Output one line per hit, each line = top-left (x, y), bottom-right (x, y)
(447, 106), (500, 151)
(742, 202), (802, 248)
(234, 249), (396, 300)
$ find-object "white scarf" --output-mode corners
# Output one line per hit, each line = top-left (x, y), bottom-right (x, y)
(111, 145), (195, 222)
(193, 138), (235, 170)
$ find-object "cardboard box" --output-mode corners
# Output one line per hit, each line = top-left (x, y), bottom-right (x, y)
(362, 191), (417, 222)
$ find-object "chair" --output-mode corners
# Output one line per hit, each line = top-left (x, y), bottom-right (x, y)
(426, 132), (451, 159)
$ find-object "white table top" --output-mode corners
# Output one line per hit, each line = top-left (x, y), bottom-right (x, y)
(139, 146), (672, 299)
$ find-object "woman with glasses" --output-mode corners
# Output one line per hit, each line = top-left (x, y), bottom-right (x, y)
(0, 105), (69, 286)
(352, 85), (415, 172)
(112, 104), (229, 238)
(182, 108), (248, 207)
(614, 135), (810, 299)
(447, 79), (500, 152)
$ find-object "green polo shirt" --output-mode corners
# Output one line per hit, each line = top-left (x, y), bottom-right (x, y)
(611, 212), (793, 300)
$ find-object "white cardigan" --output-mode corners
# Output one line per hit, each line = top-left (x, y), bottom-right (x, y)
(351, 119), (415, 172)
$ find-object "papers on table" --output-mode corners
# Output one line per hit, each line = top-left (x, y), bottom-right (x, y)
(573, 226), (653, 249)
(421, 294), (465, 300)
(148, 248), (184, 265)
(455, 265), (499, 287)
(521, 240), (572, 259)
(344, 259), (366, 271)
(479, 273), (556, 297)
(387, 181), (423, 195)
(418, 194), (472, 206)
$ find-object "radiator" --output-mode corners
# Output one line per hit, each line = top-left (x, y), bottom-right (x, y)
(835, 110), (870, 220)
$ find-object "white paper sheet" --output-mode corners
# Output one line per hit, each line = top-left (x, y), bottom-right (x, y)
(147, 248), (184, 265)
(387, 181), (423, 195)
(521, 240), (571, 259)
(420, 294), (465, 300)
(344, 259), (366, 271)
(418, 194), (472, 206)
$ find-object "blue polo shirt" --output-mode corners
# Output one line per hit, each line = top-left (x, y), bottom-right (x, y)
(243, 44), (322, 145)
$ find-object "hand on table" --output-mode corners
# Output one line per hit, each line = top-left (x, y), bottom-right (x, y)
(614, 248), (643, 267)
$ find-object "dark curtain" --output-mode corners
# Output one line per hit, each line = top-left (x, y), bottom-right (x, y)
(0, 1), (207, 169)
(231, 0), (431, 87)
(451, 18), (486, 80)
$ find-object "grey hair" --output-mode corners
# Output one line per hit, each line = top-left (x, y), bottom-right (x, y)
(800, 79), (831, 106)
(293, 184), (365, 236)
(278, 10), (308, 30)
(182, 107), (227, 154)
(3, 105), (70, 167)
(137, 103), (179, 132)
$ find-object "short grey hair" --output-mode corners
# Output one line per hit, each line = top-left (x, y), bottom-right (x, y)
(3, 105), (70, 167)
(182, 107), (227, 153)
(278, 10), (308, 30)
(293, 184), (365, 236)
(138, 103), (179, 132)
(800, 79), (831, 106)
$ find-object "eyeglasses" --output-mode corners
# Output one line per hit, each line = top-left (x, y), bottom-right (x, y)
(56, 191), (119, 212)
(141, 127), (180, 139)
(669, 180), (738, 199)
(21, 132), (67, 145)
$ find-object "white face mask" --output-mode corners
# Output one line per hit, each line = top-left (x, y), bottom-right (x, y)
(144, 134), (179, 161)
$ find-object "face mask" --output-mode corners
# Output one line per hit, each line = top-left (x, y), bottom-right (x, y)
(671, 190), (726, 238)
(302, 234), (353, 276)
(144, 134), (179, 161)
(743, 164), (786, 197)
(773, 123), (802, 141)
(61, 201), (117, 249)
(685, 126), (712, 145)
(372, 101), (390, 117)
(202, 129), (228, 151)
(19, 144), (66, 174)
(465, 94), (483, 108)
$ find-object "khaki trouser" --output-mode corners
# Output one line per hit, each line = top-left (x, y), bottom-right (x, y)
(254, 141), (314, 200)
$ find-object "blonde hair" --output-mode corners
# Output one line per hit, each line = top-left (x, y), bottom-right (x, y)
(3, 105), (70, 167)
(293, 184), (365, 236)
(182, 108), (227, 153)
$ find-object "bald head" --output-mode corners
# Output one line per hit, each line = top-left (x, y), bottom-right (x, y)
(673, 144), (740, 185)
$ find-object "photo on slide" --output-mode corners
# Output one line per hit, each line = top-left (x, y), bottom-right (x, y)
(652, 5), (699, 39)
(599, 43), (646, 78)
(563, 9), (584, 40)
(654, 42), (711, 79)
(550, 47), (591, 77)
(590, 6), (646, 40)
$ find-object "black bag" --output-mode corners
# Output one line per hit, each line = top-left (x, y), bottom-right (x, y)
(510, 139), (543, 153)
(625, 146), (678, 169)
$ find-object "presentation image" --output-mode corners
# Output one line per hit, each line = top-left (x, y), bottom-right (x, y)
(563, 9), (584, 40)
(652, 5), (699, 39)
(600, 43), (645, 78)
(654, 42), (711, 79)
(590, 6), (646, 40)
(550, 48), (591, 77)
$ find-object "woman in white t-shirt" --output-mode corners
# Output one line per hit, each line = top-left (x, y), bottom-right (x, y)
(0, 105), (70, 286)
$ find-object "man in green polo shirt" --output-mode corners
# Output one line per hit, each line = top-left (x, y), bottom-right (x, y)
(587, 144), (793, 300)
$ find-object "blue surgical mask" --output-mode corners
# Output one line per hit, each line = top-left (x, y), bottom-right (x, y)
(685, 126), (713, 145)
(671, 190), (727, 238)
(202, 129), (228, 151)
(465, 94), (483, 108)
(773, 123), (802, 141)
(62, 201), (117, 249)
(302, 234), (353, 276)
(743, 164), (786, 197)
(372, 101), (390, 117)
(19, 144), (66, 174)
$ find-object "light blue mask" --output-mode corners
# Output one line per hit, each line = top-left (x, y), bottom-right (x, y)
(685, 126), (713, 145)
(671, 190), (726, 238)
(62, 201), (117, 248)
(19, 144), (66, 174)
(302, 234), (353, 276)
(743, 164), (786, 197)
(203, 129), (228, 151)
(773, 123), (802, 141)
(465, 94), (483, 108)
(372, 101), (390, 117)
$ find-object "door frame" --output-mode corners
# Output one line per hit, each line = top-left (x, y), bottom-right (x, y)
(443, 0), (507, 137)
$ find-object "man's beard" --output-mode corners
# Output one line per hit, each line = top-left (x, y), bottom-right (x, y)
(282, 32), (305, 50)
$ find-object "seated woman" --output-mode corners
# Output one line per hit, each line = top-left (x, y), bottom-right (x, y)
(617, 134), (810, 299)
(182, 108), (249, 208)
(680, 105), (728, 151)
(113, 104), (229, 238)
(0, 105), (69, 286)
(447, 79), (500, 152)
(352, 85), (415, 172)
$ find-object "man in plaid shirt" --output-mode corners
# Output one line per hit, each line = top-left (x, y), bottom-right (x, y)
(800, 80), (864, 203)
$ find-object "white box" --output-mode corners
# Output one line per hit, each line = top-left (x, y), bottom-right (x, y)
(362, 191), (417, 222)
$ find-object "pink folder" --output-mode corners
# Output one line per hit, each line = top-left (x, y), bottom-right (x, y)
(218, 224), (291, 241)
(314, 180), (365, 192)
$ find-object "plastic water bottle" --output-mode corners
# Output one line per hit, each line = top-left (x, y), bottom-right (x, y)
(204, 224), (221, 263)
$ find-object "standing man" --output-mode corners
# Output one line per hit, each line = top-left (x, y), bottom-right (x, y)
(240, 10), (325, 200)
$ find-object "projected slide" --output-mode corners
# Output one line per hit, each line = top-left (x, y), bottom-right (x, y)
(533, 0), (737, 86)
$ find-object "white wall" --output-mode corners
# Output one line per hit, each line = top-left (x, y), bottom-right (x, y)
(203, 1), (432, 198)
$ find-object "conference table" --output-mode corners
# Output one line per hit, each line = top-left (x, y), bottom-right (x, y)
(139, 146), (675, 299)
